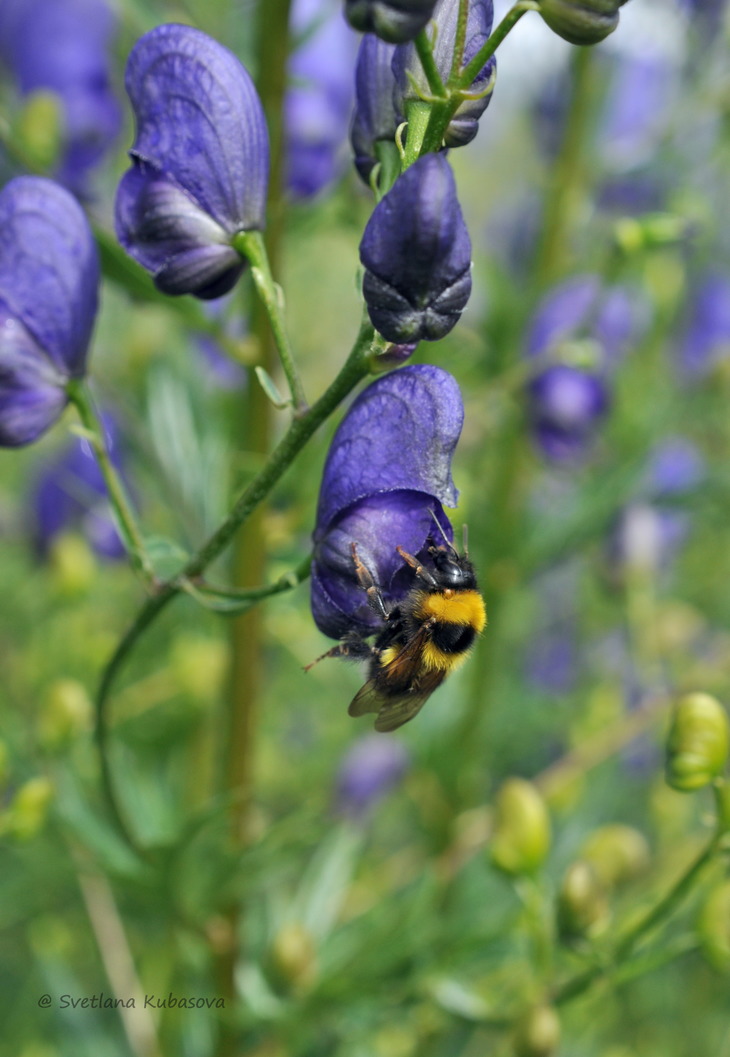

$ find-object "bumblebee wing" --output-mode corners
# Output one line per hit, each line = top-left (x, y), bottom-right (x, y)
(348, 627), (445, 732)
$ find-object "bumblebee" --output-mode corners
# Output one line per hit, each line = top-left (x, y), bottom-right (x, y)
(309, 539), (486, 732)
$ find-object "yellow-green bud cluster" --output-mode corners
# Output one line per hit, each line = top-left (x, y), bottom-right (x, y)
(490, 778), (551, 877)
(665, 692), (729, 792)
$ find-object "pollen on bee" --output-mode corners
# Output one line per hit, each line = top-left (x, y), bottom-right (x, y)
(415, 590), (487, 633)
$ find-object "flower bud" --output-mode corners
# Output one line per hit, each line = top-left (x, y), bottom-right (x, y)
(697, 880), (730, 972)
(490, 778), (551, 877)
(7, 776), (54, 840)
(345, 0), (438, 43)
(579, 823), (650, 889)
(538, 0), (628, 46)
(665, 692), (730, 792)
(360, 153), (472, 343)
(49, 533), (97, 596)
(40, 679), (93, 748)
(16, 90), (64, 171)
(556, 861), (610, 940)
(512, 1005), (561, 1057)
(268, 922), (317, 992)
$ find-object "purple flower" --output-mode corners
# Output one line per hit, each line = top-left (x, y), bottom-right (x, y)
(115, 24), (269, 301)
(392, 0), (496, 149)
(345, 0), (439, 43)
(0, 176), (99, 448)
(599, 53), (677, 170)
(644, 437), (704, 498)
(350, 34), (399, 185)
(335, 734), (410, 818)
(29, 416), (126, 560)
(285, 0), (357, 198)
(526, 365), (610, 463)
(0, 0), (122, 196)
(359, 153), (472, 343)
(526, 275), (639, 366)
(312, 364), (463, 638)
(679, 273), (730, 378)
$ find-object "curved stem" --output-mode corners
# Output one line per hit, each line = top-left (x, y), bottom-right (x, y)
(233, 229), (308, 413)
(67, 380), (156, 586)
(458, 1), (538, 89)
(414, 28), (446, 98)
(94, 316), (374, 847)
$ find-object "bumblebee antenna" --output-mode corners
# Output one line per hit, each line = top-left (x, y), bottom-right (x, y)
(427, 508), (456, 552)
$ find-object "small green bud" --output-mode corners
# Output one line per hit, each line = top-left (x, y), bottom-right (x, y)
(268, 923), (317, 993)
(169, 635), (229, 704)
(513, 1005), (561, 1057)
(665, 692), (730, 792)
(557, 861), (610, 941)
(7, 777), (54, 840)
(49, 532), (96, 596)
(16, 90), (65, 170)
(40, 679), (92, 748)
(580, 824), (650, 889)
(490, 778), (551, 877)
(538, 0), (627, 46)
(697, 880), (730, 972)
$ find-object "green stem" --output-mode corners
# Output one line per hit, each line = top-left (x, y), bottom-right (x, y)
(94, 316), (374, 848)
(553, 827), (725, 1006)
(403, 100), (434, 168)
(458, 2), (538, 89)
(414, 28), (446, 98)
(67, 381), (155, 586)
(232, 229), (308, 413)
(451, 0), (471, 81)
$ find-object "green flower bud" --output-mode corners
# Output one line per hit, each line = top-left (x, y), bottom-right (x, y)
(16, 90), (65, 171)
(49, 533), (96, 597)
(538, 0), (628, 46)
(7, 777), (54, 840)
(513, 1005), (561, 1057)
(40, 679), (92, 748)
(557, 861), (610, 941)
(490, 778), (551, 877)
(697, 880), (730, 972)
(580, 824), (650, 889)
(665, 692), (730, 792)
(268, 922), (317, 993)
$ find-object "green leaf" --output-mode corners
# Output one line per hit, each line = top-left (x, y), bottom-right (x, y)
(143, 536), (190, 581)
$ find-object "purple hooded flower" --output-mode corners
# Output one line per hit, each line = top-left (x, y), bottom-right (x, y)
(359, 153), (472, 343)
(679, 273), (730, 377)
(345, 0), (439, 43)
(115, 24), (269, 301)
(29, 416), (126, 560)
(0, 0), (122, 196)
(392, 0), (496, 149)
(350, 34), (399, 185)
(335, 734), (410, 818)
(285, 0), (357, 198)
(526, 365), (610, 463)
(0, 176), (99, 448)
(312, 364), (463, 638)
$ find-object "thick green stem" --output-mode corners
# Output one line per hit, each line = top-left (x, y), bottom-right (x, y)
(414, 28), (446, 98)
(67, 381), (155, 585)
(458, 2), (537, 89)
(402, 100), (434, 168)
(232, 230), (308, 413)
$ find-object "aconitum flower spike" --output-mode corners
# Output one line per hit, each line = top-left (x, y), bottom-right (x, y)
(0, 176), (99, 448)
(350, 34), (399, 184)
(538, 0), (629, 46)
(115, 24), (269, 300)
(359, 154), (472, 343)
(345, 0), (438, 43)
(0, 0), (122, 196)
(392, 0), (496, 149)
(312, 365), (463, 638)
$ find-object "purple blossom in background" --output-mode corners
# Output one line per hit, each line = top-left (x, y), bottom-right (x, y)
(115, 24), (269, 300)
(0, 0), (122, 196)
(645, 437), (705, 497)
(350, 34), (398, 185)
(285, 0), (357, 198)
(526, 366), (610, 464)
(0, 176), (99, 447)
(526, 275), (639, 366)
(335, 734), (410, 818)
(345, 0), (438, 43)
(312, 365), (463, 638)
(679, 273), (730, 377)
(598, 53), (677, 171)
(30, 417), (126, 560)
(360, 153), (472, 342)
(393, 0), (496, 148)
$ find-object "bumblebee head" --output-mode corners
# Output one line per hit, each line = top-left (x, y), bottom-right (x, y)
(429, 546), (477, 591)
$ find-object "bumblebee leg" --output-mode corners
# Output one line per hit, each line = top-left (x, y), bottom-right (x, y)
(304, 630), (375, 671)
(350, 542), (390, 621)
(395, 545), (438, 588)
